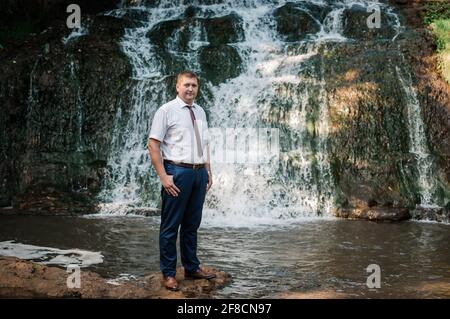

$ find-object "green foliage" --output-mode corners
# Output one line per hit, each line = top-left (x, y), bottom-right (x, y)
(432, 20), (450, 83)
(423, 1), (450, 25)
(423, 2), (450, 83)
(433, 19), (450, 51)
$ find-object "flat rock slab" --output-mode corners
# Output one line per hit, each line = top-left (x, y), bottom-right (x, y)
(0, 257), (231, 298)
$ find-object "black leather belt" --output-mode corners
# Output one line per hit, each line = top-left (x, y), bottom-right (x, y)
(164, 160), (205, 170)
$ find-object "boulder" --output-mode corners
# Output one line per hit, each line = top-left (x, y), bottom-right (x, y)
(410, 206), (450, 223)
(0, 14), (131, 210)
(274, 2), (325, 41)
(147, 18), (187, 48)
(147, 11), (244, 48)
(199, 44), (243, 85)
(0, 256), (231, 298)
(335, 206), (411, 221)
(342, 4), (398, 41)
(202, 13), (244, 45)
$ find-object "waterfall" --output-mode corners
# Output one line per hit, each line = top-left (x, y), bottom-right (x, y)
(95, 0), (441, 223)
(316, 7), (346, 42)
(62, 26), (89, 45)
(396, 66), (438, 208)
(98, 5), (188, 214)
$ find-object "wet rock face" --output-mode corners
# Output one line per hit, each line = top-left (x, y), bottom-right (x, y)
(10, 188), (99, 215)
(0, 14), (132, 211)
(335, 207), (411, 222)
(274, 2), (399, 42)
(393, 2), (450, 209)
(324, 43), (417, 209)
(323, 35), (450, 212)
(0, 1), (449, 218)
(0, 0), (120, 46)
(199, 45), (243, 85)
(410, 206), (450, 223)
(147, 11), (244, 47)
(147, 9), (244, 84)
(147, 19), (186, 48)
(342, 4), (398, 41)
(203, 13), (244, 45)
(274, 2), (329, 41)
(390, 2), (450, 192)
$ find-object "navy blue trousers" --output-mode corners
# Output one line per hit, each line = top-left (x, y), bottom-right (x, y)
(160, 162), (208, 277)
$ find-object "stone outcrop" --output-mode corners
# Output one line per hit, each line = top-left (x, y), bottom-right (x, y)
(0, 0), (120, 47)
(274, 2), (329, 42)
(0, 9), (132, 212)
(410, 206), (450, 223)
(335, 207), (411, 222)
(0, 256), (230, 298)
(199, 44), (243, 85)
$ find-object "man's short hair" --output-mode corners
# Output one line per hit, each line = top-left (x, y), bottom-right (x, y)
(176, 70), (199, 84)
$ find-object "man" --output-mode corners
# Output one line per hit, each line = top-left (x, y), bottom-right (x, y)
(147, 71), (216, 291)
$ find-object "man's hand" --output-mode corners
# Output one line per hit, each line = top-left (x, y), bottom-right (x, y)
(161, 174), (180, 196)
(206, 170), (213, 192)
(148, 138), (180, 197)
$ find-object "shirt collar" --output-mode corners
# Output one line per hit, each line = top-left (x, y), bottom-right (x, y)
(176, 95), (197, 109)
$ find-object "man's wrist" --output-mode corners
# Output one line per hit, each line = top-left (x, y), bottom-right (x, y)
(159, 172), (168, 179)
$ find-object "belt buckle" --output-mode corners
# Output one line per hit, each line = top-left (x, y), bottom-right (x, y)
(193, 163), (199, 170)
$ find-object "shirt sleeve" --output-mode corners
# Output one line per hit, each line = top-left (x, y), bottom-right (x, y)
(201, 110), (210, 145)
(149, 107), (167, 142)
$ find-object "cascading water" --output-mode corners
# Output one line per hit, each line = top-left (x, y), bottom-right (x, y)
(62, 26), (89, 45)
(96, 0), (442, 223)
(97, 5), (189, 214)
(396, 65), (438, 208)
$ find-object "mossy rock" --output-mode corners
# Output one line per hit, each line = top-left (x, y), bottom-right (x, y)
(274, 2), (330, 42)
(202, 12), (244, 45)
(199, 44), (242, 85)
(147, 11), (244, 49)
(89, 15), (138, 40)
(147, 18), (187, 48)
(342, 4), (398, 41)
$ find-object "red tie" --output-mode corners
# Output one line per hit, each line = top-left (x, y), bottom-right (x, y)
(187, 105), (203, 158)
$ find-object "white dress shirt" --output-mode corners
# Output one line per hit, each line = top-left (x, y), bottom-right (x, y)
(149, 96), (209, 164)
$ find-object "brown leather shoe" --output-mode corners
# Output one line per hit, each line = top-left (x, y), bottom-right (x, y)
(163, 276), (179, 291)
(184, 268), (217, 280)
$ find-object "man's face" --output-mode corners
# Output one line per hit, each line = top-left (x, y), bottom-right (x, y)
(176, 76), (199, 105)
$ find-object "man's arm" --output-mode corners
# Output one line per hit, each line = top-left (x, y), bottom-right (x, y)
(147, 138), (180, 196)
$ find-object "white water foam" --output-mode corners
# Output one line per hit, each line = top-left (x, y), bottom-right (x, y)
(0, 240), (103, 267)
